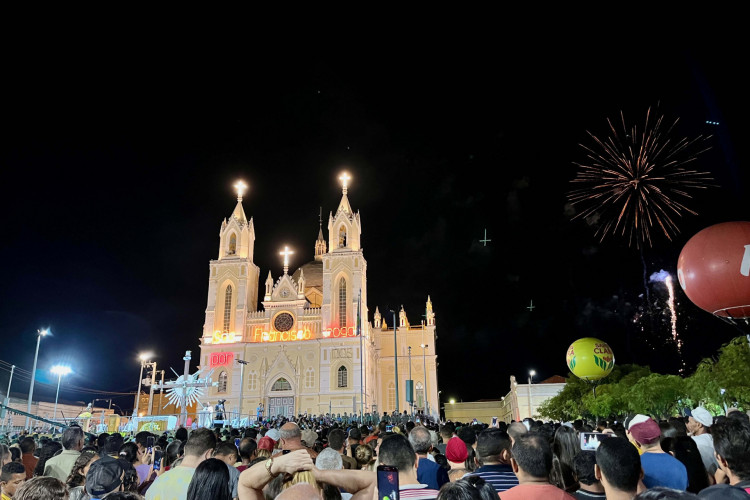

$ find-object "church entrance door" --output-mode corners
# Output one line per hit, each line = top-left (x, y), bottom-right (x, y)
(268, 396), (294, 418)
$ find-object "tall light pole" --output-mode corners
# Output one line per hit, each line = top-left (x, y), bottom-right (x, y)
(527, 370), (536, 420)
(51, 365), (72, 421)
(237, 358), (249, 422)
(390, 310), (399, 413)
(134, 353), (152, 418)
(25, 329), (49, 430)
(408, 346), (413, 417)
(146, 361), (157, 416)
(420, 344), (428, 415)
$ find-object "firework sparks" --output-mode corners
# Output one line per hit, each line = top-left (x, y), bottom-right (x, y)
(650, 270), (686, 371)
(568, 107), (713, 247)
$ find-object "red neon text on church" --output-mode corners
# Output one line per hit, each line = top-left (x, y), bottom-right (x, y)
(210, 352), (234, 367)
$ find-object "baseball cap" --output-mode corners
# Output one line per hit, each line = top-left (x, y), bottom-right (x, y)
(629, 418), (661, 445)
(257, 436), (275, 451)
(86, 456), (123, 496)
(626, 414), (651, 429)
(691, 407), (713, 427)
(266, 428), (280, 442)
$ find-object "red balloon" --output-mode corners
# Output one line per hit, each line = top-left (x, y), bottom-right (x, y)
(677, 222), (750, 318)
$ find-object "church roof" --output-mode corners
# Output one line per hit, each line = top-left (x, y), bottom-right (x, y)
(292, 259), (323, 290)
(336, 193), (353, 217)
(231, 200), (247, 224)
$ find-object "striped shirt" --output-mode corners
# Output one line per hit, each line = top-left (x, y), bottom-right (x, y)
(465, 463), (519, 492)
(399, 484), (440, 499)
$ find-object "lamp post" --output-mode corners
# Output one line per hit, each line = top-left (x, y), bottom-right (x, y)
(527, 370), (536, 420)
(146, 361), (157, 416)
(420, 343), (428, 415)
(237, 358), (249, 422)
(25, 328), (49, 430)
(408, 346), (413, 417)
(390, 310), (399, 413)
(51, 365), (72, 421)
(134, 353), (153, 418)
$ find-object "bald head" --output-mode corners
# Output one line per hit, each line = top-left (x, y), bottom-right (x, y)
(280, 422), (303, 450)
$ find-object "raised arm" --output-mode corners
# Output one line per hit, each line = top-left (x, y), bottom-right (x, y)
(238, 449), (314, 500)
(313, 467), (376, 499)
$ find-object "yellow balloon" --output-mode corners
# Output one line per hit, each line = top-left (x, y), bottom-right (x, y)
(566, 338), (615, 381)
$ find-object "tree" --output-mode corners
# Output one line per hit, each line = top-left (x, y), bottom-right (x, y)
(687, 336), (750, 411)
(626, 373), (686, 419)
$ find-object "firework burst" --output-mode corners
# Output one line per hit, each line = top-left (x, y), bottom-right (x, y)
(568, 107), (713, 247)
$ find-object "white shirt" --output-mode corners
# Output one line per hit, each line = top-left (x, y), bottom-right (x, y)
(692, 433), (717, 472)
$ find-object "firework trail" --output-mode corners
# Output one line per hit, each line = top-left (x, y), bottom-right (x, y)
(568, 106), (713, 248)
(650, 269), (685, 372)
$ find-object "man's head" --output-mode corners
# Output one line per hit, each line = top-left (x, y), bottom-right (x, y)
(239, 438), (257, 462)
(315, 448), (343, 470)
(573, 451), (599, 486)
(327, 429), (346, 453)
(86, 457), (124, 497)
(62, 425), (85, 451)
(214, 441), (239, 466)
(476, 429), (511, 466)
(18, 438), (35, 455)
(711, 416), (750, 482)
(457, 426), (476, 450)
(279, 423), (302, 450)
(348, 427), (361, 444)
(507, 422), (527, 445)
(439, 422), (455, 440)
(510, 433), (552, 481)
(595, 437), (642, 495)
(407, 426), (432, 454)
(687, 407), (713, 435)
(103, 434), (125, 457)
(134, 431), (151, 452)
(628, 417), (661, 449)
(0, 462), (26, 497)
(184, 428), (218, 461)
(378, 434), (416, 473)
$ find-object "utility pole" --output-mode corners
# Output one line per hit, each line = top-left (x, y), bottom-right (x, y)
(391, 309), (399, 413)
(147, 362), (157, 416)
(408, 346), (413, 417)
(237, 358), (249, 423)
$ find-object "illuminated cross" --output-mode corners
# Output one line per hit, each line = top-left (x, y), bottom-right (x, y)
(480, 229), (491, 246)
(527, 300), (535, 312)
(234, 180), (248, 202)
(339, 172), (351, 194)
(280, 246), (294, 275)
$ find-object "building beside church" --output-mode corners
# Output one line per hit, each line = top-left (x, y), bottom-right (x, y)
(198, 175), (438, 420)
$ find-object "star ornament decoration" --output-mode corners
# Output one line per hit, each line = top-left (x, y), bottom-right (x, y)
(164, 367), (216, 410)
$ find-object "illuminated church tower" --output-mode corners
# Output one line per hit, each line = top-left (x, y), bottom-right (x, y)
(202, 181), (260, 343)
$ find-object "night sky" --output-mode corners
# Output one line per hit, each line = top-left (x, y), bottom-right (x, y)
(2, 45), (747, 413)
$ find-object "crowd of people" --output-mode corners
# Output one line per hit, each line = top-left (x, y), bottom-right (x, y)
(0, 406), (748, 499)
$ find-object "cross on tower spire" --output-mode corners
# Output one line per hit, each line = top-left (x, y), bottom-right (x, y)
(280, 246), (294, 275)
(234, 180), (247, 202)
(339, 172), (351, 194)
(480, 229), (491, 246)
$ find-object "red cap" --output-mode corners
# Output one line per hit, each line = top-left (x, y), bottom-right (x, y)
(257, 436), (275, 451)
(629, 418), (661, 445)
(446, 437), (468, 462)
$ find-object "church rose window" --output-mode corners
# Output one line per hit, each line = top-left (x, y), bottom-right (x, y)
(274, 312), (294, 332)
(337, 366), (348, 388)
(223, 285), (233, 332)
(272, 378), (291, 391)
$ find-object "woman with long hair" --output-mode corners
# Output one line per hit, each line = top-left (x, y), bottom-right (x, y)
(118, 442), (150, 485)
(186, 458), (231, 500)
(33, 441), (62, 477)
(66, 450), (99, 500)
(660, 436), (712, 493)
(549, 425), (579, 493)
(162, 440), (182, 471)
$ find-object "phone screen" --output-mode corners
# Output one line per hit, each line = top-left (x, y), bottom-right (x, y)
(385, 425), (393, 432)
(146, 436), (155, 448)
(377, 465), (399, 500)
(235, 438), (240, 448)
(491, 417), (498, 427)
(580, 432), (611, 451)
(153, 450), (162, 470)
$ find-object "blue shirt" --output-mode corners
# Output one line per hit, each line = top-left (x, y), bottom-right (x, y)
(468, 463), (519, 493)
(640, 452), (688, 490)
(416, 457), (450, 490)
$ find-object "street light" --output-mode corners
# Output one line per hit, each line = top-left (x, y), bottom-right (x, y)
(51, 365), (72, 421)
(420, 343), (428, 415)
(134, 352), (153, 418)
(25, 328), (49, 430)
(527, 370), (536, 420)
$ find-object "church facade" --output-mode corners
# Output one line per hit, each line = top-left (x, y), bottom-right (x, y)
(197, 176), (438, 420)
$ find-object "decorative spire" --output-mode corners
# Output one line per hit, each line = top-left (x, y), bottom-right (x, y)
(336, 172), (353, 215)
(315, 206), (327, 260)
(280, 246), (294, 275)
(231, 180), (248, 224)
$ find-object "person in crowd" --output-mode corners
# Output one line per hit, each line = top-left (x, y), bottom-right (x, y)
(235, 439), (256, 473)
(161, 441), (181, 472)
(469, 428), (518, 493)
(686, 407), (717, 473)
(32, 441), (62, 478)
(437, 476), (497, 500)
(457, 426), (477, 455)
(315, 448), (343, 470)
(594, 437), (642, 500)
(65, 450), (99, 500)
(464, 475), (504, 500)
(213, 441), (240, 500)
(551, 425), (580, 493)
(237, 449), (314, 499)
(1, 462), (26, 499)
(13, 476), (68, 500)
(328, 429), (357, 470)
(347, 428), (362, 458)
(102, 435), (125, 460)
(44, 426), (84, 482)
(105, 493), (145, 500)
(628, 416), (687, 490)
(660, 437), (711, 493)
(446, 437), (469, 482)
(634, 486), (700, 499)
(8, 450), (21, 466)
(506, 422), (527, 445)
(499, 433), (576, 500)
(186, 458), (230, 500)
(85, 458), (125, 499)
(1, 446), (12, 467)
(409, 426), (449, 490)
(572, 451), (605, 499)
(145, 428), (217, 500)
(363, 423), (381, 446)
(437, 423), (455, 454)
(279, 423), (317, 460)
(301, 429), (318, 451)
(18, 439), (36, 480)
(354, 443), (375, 470)
(118, 443), (150, 486)
(699, 417), (750, 496)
